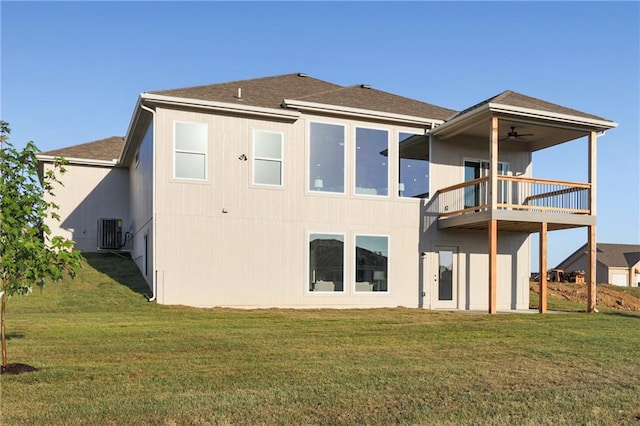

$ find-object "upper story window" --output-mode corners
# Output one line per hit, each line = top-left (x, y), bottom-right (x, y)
(398, 132), (429, 198)
(309, 122), (345, 193)
(253, 130), (283, 186)
(174, 122), (208, 180)
(355, 127), (388, 196)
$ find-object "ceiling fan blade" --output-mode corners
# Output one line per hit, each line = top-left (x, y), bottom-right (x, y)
(518, 133), (534, 137)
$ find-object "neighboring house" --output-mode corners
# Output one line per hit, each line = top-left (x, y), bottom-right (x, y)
(37, 73), (618, 312)
(557, 243), (640, 287)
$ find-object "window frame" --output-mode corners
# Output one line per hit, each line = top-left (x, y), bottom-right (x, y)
(307, 120), (347, 195)
(252, 129), (284, 187)
(397, 130), (430, 200)
(307, 231), (346, 294)
(173, 121), (208, 181)
(353, 233), (389, 293)
(353, 125), (390, 198)
(463, 157), (510, 208)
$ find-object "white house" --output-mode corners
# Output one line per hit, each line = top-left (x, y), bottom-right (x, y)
(37, 73), (617, 312)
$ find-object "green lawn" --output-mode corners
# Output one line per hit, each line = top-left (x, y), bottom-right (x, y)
(2, 254), (639, 425)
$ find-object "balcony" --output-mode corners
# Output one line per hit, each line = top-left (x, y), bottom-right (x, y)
(435, 176), (594, 233)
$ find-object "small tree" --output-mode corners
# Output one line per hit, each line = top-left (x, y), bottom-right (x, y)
(0, 120), (83, 369)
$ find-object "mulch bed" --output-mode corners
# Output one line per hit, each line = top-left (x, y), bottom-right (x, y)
(1, 363), (38, 375)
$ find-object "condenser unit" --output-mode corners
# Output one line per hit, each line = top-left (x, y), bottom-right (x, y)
(98, 218), (123, 250)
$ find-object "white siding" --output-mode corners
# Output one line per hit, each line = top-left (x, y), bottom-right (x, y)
(129, 122), (154, 287)
(152, 108), (425, 308)
(422, 135), (533, 310)
(43, 163), (129, 252)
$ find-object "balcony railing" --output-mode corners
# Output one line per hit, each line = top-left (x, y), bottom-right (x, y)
(437, 176), (591, 218)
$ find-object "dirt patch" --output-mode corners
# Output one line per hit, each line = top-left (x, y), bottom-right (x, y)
(0, 363), (38, 375)
(531, 282), (640, 311)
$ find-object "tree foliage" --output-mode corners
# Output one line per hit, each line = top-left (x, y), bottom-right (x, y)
(0, 120), (83, 368)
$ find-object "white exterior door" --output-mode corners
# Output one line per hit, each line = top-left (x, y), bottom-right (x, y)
(434, 246), (458, 309)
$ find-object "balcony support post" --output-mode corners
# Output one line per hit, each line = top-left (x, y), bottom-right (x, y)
(539, 222), (548, 313)
(488, 219), (497, 314)
(490, 117), (499, 210)
(588, 130), (597, 216)
(587, 131), (597, 312)
(587, 224), (597, 312)
(488, 116), (499, 314)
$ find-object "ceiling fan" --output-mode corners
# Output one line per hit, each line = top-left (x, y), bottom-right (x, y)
(501, 126), (533, 141)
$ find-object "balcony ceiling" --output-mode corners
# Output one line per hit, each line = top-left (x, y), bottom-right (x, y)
(433, 110), (594, 151)
(430, 91), (617, 152)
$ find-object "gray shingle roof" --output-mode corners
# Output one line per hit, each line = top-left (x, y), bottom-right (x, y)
(451, 90), (610, 122)
(151, 73), (457, 121)
(151, 73), (343, 110)
(293, 85), (457, 121)
(559, 243), (640, 269)
(596, 243), (640, 268)
(40, 136), (124, 162)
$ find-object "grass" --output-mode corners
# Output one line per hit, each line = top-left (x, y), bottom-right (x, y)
(1, 253), (639, 425)
(602, 284), (640, 299)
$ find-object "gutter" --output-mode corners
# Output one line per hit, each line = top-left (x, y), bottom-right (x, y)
(36, 155), (118, 167)
(139, 103), (157, 303)
(141, 93), (301, 121)
(282, 98), (444, 127)
(488, 103), (618, 130)
(431, 102), (618, 137)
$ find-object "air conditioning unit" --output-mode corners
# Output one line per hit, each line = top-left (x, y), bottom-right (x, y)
(98, 218), (123, 250)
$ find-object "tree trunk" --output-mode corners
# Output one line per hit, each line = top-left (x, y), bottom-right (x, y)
(1, 279), (7, 367)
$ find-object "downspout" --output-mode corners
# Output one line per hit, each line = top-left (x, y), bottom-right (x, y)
(140, 103), (157, 302)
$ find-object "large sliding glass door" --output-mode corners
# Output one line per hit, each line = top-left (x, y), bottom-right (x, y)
(463, 160), (508, 209)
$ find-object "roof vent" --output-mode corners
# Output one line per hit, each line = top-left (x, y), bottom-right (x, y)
(297, 73), (308, 77)
(360, 84), (371, 89)
(234, 87), (243, 100)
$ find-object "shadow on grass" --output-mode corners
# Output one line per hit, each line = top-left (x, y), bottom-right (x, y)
(5, 332), (25, 340)
(602, 310), (640, 319)
(83, 252), (151, 298)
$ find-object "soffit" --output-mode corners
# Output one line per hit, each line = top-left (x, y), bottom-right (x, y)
(432, 90), (617, 151)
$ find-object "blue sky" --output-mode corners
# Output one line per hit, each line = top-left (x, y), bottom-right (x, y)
(2, 1), (638, 266)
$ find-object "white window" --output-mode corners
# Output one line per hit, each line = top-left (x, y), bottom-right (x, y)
(174, 122), (207, 180)
(355, 127), (389, 196)
(309, 122), (345, 193)
(253, 130), (283, 186)
(309, 233), (345, 292)
(355, 235), (388, 292)
(398, 132), (429, 198)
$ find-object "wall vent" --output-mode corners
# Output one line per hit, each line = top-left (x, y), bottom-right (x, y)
(98, 218), (123, 250)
